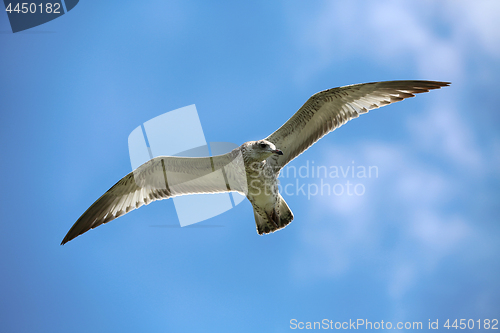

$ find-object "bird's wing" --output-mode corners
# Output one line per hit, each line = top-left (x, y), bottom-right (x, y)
(266, 80), (449, 170)
(62, 149), (247, 244)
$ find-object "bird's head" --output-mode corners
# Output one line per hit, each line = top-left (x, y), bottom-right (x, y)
(243, 140), (283, 162)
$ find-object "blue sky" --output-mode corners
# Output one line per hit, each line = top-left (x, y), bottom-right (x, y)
(1, 1), (499, 332)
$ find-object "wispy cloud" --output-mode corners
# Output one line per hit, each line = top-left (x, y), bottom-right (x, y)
(290, 139), (484, 293)
(280, 0), (500, 320)
(446, 0), (500, 57)
(284, 0), (500, 84)
(408, 104), (484, 172)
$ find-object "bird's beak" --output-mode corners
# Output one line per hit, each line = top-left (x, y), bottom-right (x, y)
(272, 149), (283, 155)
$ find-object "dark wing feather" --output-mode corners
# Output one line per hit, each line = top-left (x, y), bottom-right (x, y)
(266, 80), (450, 170)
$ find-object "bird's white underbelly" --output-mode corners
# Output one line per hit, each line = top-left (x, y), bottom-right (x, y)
(246, 174), (278, 211)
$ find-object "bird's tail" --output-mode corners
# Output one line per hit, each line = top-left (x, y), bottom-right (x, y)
(277, 194), (294, 228)
(254, 194), (294, 235)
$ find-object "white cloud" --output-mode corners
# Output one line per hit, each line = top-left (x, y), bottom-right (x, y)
(289, 141), (477, 295)
(410, 211), (470, 256)
(284, 0), (500, 83)
(408, 105), (484, 172)
(283, 0), (499, 312)
(388, 263), (417, 300)
(446, 0), (500, 57)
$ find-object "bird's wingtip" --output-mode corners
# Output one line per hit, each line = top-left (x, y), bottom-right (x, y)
(60, 233), (74, 245)
(432, 81), (451, 87)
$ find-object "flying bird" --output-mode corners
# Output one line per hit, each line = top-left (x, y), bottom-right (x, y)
(62, 80), (449, 244)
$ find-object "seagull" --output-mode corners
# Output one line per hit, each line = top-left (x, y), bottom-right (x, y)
(61, 80), (449, 244)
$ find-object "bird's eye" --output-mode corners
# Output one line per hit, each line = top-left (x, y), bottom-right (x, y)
(260, 143), (267, 148)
